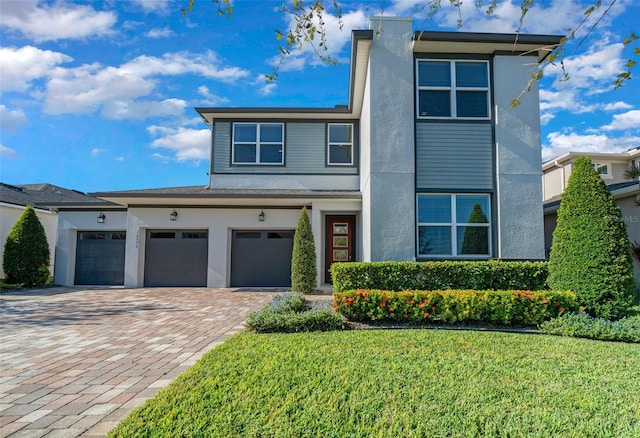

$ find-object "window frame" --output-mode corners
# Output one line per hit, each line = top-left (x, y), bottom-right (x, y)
(231, 122), (285, 165)
(327, 123), (354, 166)
(416, 193), (492, 258)
(592, 162), (612, 179)
(416, 59), (491, 120)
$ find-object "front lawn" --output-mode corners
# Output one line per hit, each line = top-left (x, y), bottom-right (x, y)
(109, 330), (640, 437)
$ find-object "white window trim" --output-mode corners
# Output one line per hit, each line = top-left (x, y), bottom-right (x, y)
(416, 193), (492, 258)
(416, 59), (491, 120)
(327, 123), (354, 166)
(592, 162), (612, 179)
(232, 122), (285, 165)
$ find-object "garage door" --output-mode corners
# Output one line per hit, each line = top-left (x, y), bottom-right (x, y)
(230, 230), (294, 287)
(75, 231), (126, 285)
(144, 230), (208, 287)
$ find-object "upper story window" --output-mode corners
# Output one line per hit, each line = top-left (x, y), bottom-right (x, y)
(417, 60), (490, 119)
(232, 123), (284, 165)
(327, 123), (353, 165)
(417, 193), (491, 257)
(592, 162), (610, 178)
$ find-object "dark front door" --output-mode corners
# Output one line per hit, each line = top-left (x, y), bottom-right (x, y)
(325, 215), (355, 283)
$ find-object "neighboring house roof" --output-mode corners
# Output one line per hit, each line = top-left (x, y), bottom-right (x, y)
(544, 180), (639, 210)
(92, 186), (362, 207)
(0, 182), (116, 210)
(543, 147), (640, 170)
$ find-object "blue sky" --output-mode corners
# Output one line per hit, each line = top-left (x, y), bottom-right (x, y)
(1, 0), (639, 193)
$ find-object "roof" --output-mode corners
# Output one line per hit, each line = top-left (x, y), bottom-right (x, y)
(91, 186), (362, 207)
(0, 182), (116, 209)
(413, 31), (563, 62)
(544, 180), (639, 209)
(543, 148), (640, 170)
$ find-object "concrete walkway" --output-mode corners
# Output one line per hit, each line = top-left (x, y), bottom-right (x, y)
(0, 287), (277, 437)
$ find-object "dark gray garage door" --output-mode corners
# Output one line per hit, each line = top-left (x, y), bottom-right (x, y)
(75, 231), (126, 285)
(144, 230), (208, 287)
(230, 230), (294, 287)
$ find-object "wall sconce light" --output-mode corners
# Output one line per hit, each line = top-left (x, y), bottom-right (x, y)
(258, 210), (265, 222)
(170, 210), (178, 221)
(97, 212), (106, 224)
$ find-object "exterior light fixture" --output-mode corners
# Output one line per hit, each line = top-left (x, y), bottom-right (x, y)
(258, 210), (265, 222)
(170, 210), (178, 221)
(97, 212), (106, 224)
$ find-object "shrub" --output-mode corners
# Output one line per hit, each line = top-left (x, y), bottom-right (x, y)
(3, 206), (51, 287)
(331, 260), (548, 293)
(333, 289), (578, 326)
(540, 312), (640, 343)
(547, 156), (636, 319)
(246, 292), (344, 333)
(291, 206), (317, 293)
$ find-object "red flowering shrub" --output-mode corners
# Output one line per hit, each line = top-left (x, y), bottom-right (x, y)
(333, 289), (578, 326)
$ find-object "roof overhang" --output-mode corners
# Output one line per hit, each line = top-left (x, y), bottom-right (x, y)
(544, 181), (639, 214)
(413, 31), (563, 62)
(543, 149), (640, 171)
(195, 30), (373, 124)
(92, 188), (362, 208)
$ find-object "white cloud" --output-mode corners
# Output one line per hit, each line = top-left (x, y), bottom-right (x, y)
(602, 102), (633, 111)
(43, 52), (249, 118)
(129, 0), (171, 14)
(0, 1), (116, 42)
(115, 156), (124, 162)
(145, 27), (175, 38)
(270, 9), (368, 72)
(250, 75), (277, 96)
(147, 125), (210, 162)
(197, 86), (230, 105)
(0, 46), (72, 93)
(0, 105), (27, 130)
(91, 148), (107, 157)
(0, 144), (18, 159)
(542, 130), (640, 161)
(601, 110), (640, 131)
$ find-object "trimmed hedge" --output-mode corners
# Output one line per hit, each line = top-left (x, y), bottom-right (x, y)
(331, 261), (548, 293)
(333, 289), (578, 326)
(246, 292), (345, 333)
(540, 312), (640, 343)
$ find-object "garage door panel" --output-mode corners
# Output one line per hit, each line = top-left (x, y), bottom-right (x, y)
(231, 230), (293, 287)
(75, 231), (126, 285)
(144, 230), (208, 287)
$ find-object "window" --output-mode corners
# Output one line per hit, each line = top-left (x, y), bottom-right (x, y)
(328, 124), (353, 165)
(417, 60), (490, 119)
(232, 123), (284, 165)
(592, 162), (610, 177)
(417, 194), (491, 257)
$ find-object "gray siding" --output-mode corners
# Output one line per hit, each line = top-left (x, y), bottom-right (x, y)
(416, 122), (493, 190)
(213, 122), (358, 174)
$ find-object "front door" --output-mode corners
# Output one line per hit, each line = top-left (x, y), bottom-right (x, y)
(325, 215), (355, 283)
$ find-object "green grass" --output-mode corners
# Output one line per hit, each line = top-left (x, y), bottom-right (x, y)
(109, 330), (640, 438)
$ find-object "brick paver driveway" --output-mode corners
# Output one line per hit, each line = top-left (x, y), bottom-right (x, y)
(0, 287), (277, 437)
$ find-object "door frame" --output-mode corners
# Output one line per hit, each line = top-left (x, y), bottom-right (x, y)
(324, 215), (356, 284)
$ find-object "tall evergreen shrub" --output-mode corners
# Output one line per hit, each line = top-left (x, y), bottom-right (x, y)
(547, 156), (635, 318)
(3, 205), (51, 287)
(291, 206), (317, 293)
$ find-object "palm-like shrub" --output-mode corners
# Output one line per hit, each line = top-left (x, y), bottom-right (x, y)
(547, 156), (635, 318)
(3, 205), (51, 287)
(291, 206), (317, 293)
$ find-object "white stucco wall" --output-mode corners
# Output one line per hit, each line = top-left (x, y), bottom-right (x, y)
(54, 210), (127, 286)
(365, 17), (416, 261)
(0, 203), (57, 279)
(493, 54), (546, 259)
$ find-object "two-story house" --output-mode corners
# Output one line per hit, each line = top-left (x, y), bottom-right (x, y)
(50, 17), (561, 289)
(543, 148), (640, 288)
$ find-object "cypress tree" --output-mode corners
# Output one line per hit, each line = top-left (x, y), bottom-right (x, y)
(547, 156), (636, 318)
(291, 206), (317, 293)
(3, 205), (51, 287)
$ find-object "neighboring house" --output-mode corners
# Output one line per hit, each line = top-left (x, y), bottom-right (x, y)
(0, 183), (108, 279)
(543, 148), (640, 289)
(52, 17), (561, 289)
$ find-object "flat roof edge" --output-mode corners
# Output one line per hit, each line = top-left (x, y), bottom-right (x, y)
(413, 30), (563, 45)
